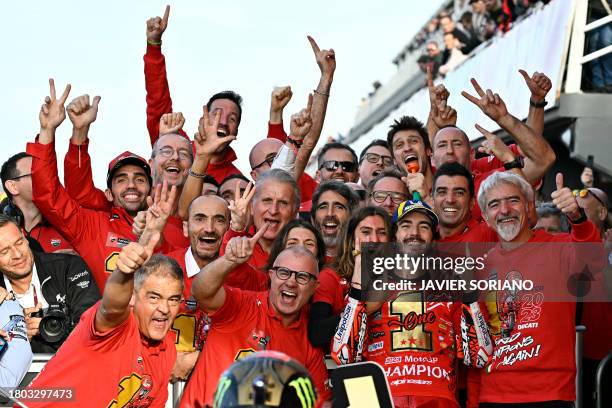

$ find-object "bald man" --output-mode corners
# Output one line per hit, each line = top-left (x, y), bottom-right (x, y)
(249, 139), (284, 181)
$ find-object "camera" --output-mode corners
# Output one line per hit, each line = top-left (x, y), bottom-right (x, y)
(31, 304), (72, 343)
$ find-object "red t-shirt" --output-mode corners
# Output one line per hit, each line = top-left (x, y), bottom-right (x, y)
(24, 222), (73, 253)
(437, 218), (498, 244)
(312, 267), (348, 315)
(25, 302), (176, 407)
(179, 287), (330, 407)
(471, 144), (521, 174)
(479, 222), (601, 403)
(365, 293), (462, 404)
(164, 215), (190, 249)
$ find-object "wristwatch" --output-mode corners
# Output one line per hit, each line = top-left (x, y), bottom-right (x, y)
(529, 98), (548, 108)
(503, 156), (524, 170)
(568, 207), (588, 224)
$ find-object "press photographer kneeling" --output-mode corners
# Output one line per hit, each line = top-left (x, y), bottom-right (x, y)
(0, 215), (100, 352)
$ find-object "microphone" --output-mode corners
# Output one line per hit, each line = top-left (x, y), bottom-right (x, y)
(406, 161), (422, 201)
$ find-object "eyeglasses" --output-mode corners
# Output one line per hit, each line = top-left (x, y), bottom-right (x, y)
(9, 173), (31, 181)
(270, 266), (317, 285)
(370, 190), (408, 204)
(252, 153), (277, 171)
(156, 146), (192, 161)
(363, 153), (393, 167)
(573, 189), (606, 207)
(319, 160), (357, 173)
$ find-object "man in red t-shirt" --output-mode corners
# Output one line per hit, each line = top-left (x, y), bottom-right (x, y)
(24, 190), (183, 407)
(166, 195), (230, 381)
(180, 231), (330, 407)
(476, 171), (601, 405)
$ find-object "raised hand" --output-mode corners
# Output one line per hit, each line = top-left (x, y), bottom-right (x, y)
(431, 99), (457, 128)
(475, 124), (515, 163)
(39, 78), (71, 132)
(462, 78), (508, 122)
(224, 223), (270, 265)
(270, 86), (293, 116)
(402, 172), (428, 200)
(67, 94), (101, 130)
(132, 210), (147, 238)
(289, 94), (313, 141)
(146, 5), (170, 44)
(116, 241), (157, 275)
(581, 167), (594, 188)
(427, 66), (450, 109)
(143, 180), (178, 235)
(160, 112), (185, 135)
(195, 106), (237, 157)
(551, 173), (582, 221)
(518, 69), (552, 102)
(307, 35), (336, 77)
(228, 181), (255, 232)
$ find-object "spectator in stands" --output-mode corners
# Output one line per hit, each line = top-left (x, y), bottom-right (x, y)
(145, 6), (243, 184)
(484, 0), (512, 33)
(535, 202), (569, 234)
(477, 171), (600, 405)
(424, 18), (444, 49)
(574, 188), (609, 235)
(0, 215), (100, 353)
(470, 0), (496, 41)
(181, 243), (330, 406)
(0, 287), (32, 389)
(1, 153), (73, 253)
(439, 15), (477, 55)
(166, 195), (229, 382)
(25, 186), (182, 406)
(311, 181), (359, 259)
(316, 143), (359, 183)
(580, 166), (594, 188)
(219, 174), (249, 204)
(458, 11), (483, 52)
(367, 170), (409, 216)
(358, 139), (393, 190)
(439, 32), (468, 75)
(417, 41), (444, 77)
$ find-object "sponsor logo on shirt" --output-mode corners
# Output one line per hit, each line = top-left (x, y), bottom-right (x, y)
(70, 271), (88, 282)
(76, 280), (90, 289)
(50, 239), (61, 247)
(367, 341), (384, 352)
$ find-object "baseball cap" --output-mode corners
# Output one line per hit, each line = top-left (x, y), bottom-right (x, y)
(393, 199), (439, 228)
(106, 151), (152, 188)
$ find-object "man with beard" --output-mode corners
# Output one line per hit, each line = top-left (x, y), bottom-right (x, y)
(311, 181), (359, 260)
(315, 143), (359, 184)
(358, 140), (393, 190)
(165, 195), (229, 382)
(477, 171), (601, 406)
(181, 244), (330, 407)
(219, 169), (301, 291)
(144, 6), (243, 183)
(367, 170), (409, 216)
(26, 79), (162, 291)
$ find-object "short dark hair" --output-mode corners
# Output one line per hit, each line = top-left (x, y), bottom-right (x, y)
(433, 162), (475, 197)
(1, 152), (30, 199)
(202, 174), (220, 189)
(535, 202), (570, 233)
(366, 169), (406, 196)
(134, 254), (184, 292)
(317, 143), (358, 169)
(265, 219), (326, 272)
(206, 91), (243, 125)
(220, 173), (250, 188)
(387, 116), (430, 156)
(0, 214), (19, 229)
(310, 181), (360, 221)
(358, 139), (390, 164)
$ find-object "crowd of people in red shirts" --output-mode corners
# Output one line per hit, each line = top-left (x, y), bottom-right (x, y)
(0, 3), (610, 408)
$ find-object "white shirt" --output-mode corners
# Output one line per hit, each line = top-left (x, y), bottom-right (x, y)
(184, 248), (202, 279)
(3, 263), (49, 310)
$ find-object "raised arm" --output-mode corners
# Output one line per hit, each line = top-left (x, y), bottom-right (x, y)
(145, 5), (178, 144)
(191, 223), (269, 313)
(425, 66), (453, 145)
(177, 107), (236, 219)
(462, 78), (555, 183)
(519, 69), (551, 138)
(63, 94), (109, 210)
(268, 86), (292, 141)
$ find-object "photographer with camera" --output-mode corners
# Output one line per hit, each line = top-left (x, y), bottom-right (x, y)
(0, 214), (100, 352)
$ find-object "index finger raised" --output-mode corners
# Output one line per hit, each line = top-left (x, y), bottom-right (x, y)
(250, 222), (270, 244)
(470, 78), (485, 97)
(307, 35), (320, 54)
(475, 123), (494, 139)
(426, 66), (434, 91)
(162, 5), (170, 26)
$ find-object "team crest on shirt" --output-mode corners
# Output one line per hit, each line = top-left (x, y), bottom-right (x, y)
(50, 239), (61, 247)
(247, 329), (270, 350)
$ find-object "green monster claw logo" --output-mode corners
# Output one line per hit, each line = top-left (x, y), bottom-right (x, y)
(288, 377), (316, 408)
(213, 377), (232, 407)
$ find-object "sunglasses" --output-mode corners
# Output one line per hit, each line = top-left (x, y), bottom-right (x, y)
(370, 190), (408, 204)
(252, 153), (277, 171)
(319, 160), (357, 173)
(573, 189), (606, 207)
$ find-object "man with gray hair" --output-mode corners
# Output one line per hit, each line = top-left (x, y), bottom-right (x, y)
(218, 169), (300, 291)
(23, 181), (182, 407)
(476, 171), (601, 405)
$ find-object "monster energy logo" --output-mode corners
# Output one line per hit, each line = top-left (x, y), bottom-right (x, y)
(213, 377), (232, 407)
(288, 377), (316, 408)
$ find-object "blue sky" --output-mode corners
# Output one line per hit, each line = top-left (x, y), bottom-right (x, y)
(2, 0), (443, 186)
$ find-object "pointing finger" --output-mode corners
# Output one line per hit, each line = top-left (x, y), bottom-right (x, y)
(475, 123), (493, 139)
(250, 222), (270, 244)
(306, 93), (313, 113)
(162, 5), (170, 26)
(461, 90), (479, 105)
(470, 78), (485, 97)
(426, 66), (434, 91)
(307, 35), (320, 54)
(49, 78), (56, 100)
(59, 83), (72, 105)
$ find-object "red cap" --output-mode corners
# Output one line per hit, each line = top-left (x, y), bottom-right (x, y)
(106, 151), (152, 188)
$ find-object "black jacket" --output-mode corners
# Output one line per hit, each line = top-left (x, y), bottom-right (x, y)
(1, 251), (101, 353)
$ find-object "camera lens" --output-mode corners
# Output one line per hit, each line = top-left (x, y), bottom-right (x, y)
(40, 316), (66, 343)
